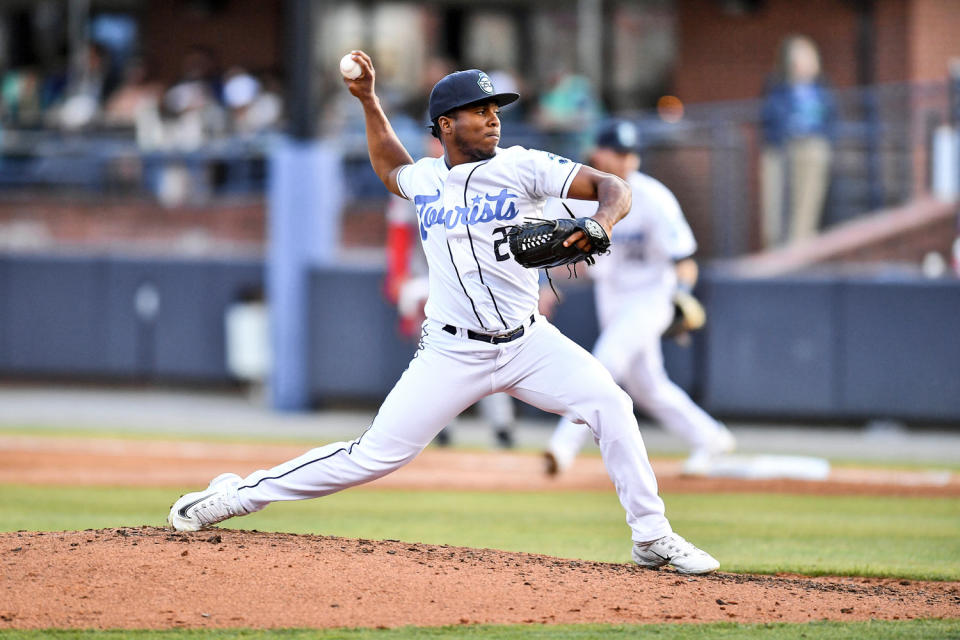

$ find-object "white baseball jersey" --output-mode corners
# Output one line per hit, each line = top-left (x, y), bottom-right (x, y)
(396, 145), (582, 333)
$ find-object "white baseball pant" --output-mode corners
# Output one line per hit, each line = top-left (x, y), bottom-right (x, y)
(235, 316), (672, 542)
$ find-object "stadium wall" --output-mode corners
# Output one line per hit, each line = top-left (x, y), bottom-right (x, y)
(0, 255), (957, 422)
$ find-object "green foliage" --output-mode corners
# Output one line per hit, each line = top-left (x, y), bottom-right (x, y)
(0, 486), (957, 580)
(1, 619), (958, 639)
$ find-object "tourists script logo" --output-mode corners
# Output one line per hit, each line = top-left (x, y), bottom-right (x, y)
(414, 189), (520, 240)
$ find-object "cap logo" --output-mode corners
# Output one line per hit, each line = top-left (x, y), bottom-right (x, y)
(477, 72), (494, 94)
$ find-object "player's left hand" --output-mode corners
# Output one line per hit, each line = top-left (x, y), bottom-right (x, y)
(562, 215), (613, 253)
(561, 229), (591, 252)
(563, 215), (613, 253)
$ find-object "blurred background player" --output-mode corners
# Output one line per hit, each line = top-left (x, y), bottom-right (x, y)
(384, 135), (517, 449)
(543, 120), (735, 476)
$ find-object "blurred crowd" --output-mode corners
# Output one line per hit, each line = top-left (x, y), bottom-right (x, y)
(5, 33), (944, 259)
(320, 53), (605, 163)
(0, 44), (284, 150)
(0, 43), (610, 161)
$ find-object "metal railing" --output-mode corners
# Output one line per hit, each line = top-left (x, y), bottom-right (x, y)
(0, 126), (271, 201)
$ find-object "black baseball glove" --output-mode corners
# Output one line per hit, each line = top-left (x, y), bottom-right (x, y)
(501, 217), (611, 270)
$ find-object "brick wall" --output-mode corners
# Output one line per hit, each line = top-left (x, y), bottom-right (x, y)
(873, 0), (910, 84)
(674, 0), (960, 104)
(908, 0), (960, 82)
(674, 0), (861, 103)
(142, 0), (283, 85)
(0, 196), (395, 255)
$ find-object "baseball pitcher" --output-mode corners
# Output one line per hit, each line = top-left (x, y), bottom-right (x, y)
(168, 53), (719, 574)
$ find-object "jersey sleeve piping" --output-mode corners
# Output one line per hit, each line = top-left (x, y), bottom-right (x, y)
(560, 163), (583, 199)
(395, 164), (411, 200)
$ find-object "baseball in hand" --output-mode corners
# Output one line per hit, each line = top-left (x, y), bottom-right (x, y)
(339, 54), (362, 80)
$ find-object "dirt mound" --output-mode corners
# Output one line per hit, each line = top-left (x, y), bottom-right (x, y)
(2, 528), (957, 630)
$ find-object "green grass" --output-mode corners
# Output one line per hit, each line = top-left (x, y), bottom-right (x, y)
(1, 485), (957, 581)
(0, 620), (958, 639)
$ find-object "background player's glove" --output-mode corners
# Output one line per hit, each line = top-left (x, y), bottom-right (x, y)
(663, 289), (706, 339)
(502, 217), (610, 270)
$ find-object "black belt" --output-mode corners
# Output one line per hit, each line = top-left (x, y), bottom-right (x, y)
(443, 315), (535, 344)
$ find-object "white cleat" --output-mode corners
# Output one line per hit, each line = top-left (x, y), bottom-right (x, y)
(632, 532), (720, 575)
(167, 472), (248, 532)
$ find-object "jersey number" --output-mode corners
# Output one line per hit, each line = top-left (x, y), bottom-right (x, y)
(492, 227), (511, 262)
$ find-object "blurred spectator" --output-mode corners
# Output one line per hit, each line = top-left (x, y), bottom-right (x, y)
(142, 49), (228, 207)
(103, 57), (163, 127)
(535, 69), (603, 158)
(162, 80), (224, 148)
(760, 34), (836, 248)
(223, 67), (261, 130)
(245, 71), (284, 134)
(1, 67), (43, 126)
(223, 67), (283, 136)
(178, 45), (224, 105)
(58, 42), (120, 130)
(161, 64), (227, 151)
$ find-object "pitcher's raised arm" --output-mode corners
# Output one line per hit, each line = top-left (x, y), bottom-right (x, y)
(341, 50), (414, 198)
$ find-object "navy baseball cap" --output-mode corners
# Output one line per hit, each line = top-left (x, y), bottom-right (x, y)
(595, 120), (640, 153)
(428, 70), (520, 122)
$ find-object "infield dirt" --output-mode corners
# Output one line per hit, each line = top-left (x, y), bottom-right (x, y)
(1, 527), (958, 630)
(1, 435), (957, 496)
(0, 436), (958, 630)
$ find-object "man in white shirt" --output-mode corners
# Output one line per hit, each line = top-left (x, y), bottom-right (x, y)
(544, 120), (735, 476)
(168, 54), (719, 575)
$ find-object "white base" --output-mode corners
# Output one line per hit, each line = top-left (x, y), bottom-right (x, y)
(696, 454), (831, 481)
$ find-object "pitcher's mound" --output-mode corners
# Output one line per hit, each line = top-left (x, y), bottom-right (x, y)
(1, 527), (957, 630)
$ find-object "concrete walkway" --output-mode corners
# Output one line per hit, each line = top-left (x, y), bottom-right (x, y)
(0, 383), (957, 465)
